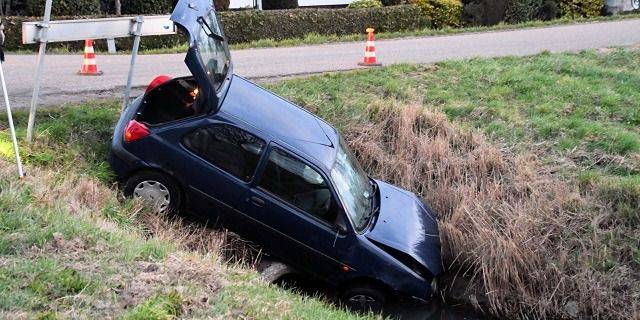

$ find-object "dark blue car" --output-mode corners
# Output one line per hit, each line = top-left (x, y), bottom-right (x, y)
(109, 0), (442, 311)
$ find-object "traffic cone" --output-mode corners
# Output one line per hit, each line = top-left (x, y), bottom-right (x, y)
(358, 28), (382, 67)
(78, 39), (103, 76)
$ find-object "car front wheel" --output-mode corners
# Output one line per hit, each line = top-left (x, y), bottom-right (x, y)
(124, 171), (182, 215)
(340, 284), (387, 313)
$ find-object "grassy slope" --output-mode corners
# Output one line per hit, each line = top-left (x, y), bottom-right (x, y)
(0, 48), (638, 319)
(267, 48), (640, 196)
(0, 106), (372, 319)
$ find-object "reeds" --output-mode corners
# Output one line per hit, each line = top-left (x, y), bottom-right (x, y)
(342, 99), (639, 319)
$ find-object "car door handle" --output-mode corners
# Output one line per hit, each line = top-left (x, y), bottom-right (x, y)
(248, 196), (265, 207)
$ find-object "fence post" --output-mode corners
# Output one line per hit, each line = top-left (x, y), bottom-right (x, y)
(122, 15), (143, 110)
(26, 0), (53, 143)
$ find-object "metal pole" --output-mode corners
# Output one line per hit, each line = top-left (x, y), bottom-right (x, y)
(26, 0), (53, 143)
(122, 16), (143, 111)
(0, 61), (25, 178)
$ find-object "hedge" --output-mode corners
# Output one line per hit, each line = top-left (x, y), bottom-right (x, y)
(348, 0), (384, 8)
(410, 0), (463, 28)
(2, 6), (427, 51)
(559, 0), (604, 17)
(24, 0), (102, 16)
(503, 0), (559, 22)
(462, 0), (507, 26)
(219, 6), (427, 43)
(2, 0), (225, 15)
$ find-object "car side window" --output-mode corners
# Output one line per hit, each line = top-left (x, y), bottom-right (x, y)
(259, 148), (339, 224)
(182, 124), (265, 182)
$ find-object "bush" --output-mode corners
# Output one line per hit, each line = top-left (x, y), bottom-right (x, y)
(218, 6), (427, 43)
(262, 0), (299, 9)
(382, 0), (405, 5)
(538, 0), (559, 19)
(2, 6), (427, 51)
(558, 0), (604, 17)
(24, 0), (102, 16)
(119, 0), (173, 14)
(462, 0), (508, 26)
(349, 0), (384, 8)
(505, 0), (543, 22)
(411, 0), (463, 28)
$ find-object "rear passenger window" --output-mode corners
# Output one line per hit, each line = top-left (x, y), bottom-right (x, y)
(259, 148), (339, 224)
(182, 124), (265, 181)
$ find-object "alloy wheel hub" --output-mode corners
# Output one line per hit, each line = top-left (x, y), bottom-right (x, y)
(133, 180), (170, 213)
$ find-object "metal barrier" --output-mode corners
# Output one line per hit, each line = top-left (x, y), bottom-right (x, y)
(21, 0), (176, 142)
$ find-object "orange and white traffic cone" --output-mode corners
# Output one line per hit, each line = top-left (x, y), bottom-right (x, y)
(358, 28), (382, 67)
(78, 39), (103, 76)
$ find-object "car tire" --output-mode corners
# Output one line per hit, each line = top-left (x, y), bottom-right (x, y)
(124, 171), (182, 215)
(340, 284), (387, 313)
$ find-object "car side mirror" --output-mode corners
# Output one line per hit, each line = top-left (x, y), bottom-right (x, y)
(336, 223), (347, 235)
(334, 214), (348, 235)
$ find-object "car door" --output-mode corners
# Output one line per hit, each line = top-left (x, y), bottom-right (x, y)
(237, 144), (355, 282)
(145, 119), (266, 225)
(171, 0), (232, 114)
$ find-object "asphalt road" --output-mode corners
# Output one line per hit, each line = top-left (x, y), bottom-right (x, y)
(2, 18), (640, 109)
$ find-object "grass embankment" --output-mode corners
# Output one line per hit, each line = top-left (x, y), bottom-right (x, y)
(0, 106), (372, 319)
(1, 48), (638, 319)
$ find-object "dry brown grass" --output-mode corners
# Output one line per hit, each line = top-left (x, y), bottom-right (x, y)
(342, 99), (639, 319)
(0, 163), (263, 318)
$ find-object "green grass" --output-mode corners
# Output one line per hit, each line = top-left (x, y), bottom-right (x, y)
(0, 47), (638, 318)
(264, 49), (640, 197)
(123, 291), (184, 320)
(0, 107), (371, 318)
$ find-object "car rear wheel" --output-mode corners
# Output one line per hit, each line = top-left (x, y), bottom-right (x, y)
(124, 171), (182, 215)
(340, 284), (387, 313)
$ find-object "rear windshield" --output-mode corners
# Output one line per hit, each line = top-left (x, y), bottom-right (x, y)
(196, 10), (230, 91)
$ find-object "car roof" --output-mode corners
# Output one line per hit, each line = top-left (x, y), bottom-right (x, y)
(219, 75), (339, 171)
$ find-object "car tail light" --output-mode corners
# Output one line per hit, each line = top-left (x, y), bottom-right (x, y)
(124, 120), (149, 142)
(145, 75), (172, 93)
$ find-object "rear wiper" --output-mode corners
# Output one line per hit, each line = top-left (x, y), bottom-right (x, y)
(198, 17), (225, 41)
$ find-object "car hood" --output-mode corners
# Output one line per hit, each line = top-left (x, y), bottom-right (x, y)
(365, 180), (442, 277)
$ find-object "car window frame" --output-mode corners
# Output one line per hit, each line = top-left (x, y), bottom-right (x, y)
(180, 121), (267, 184)
(254, 142), (351, 233)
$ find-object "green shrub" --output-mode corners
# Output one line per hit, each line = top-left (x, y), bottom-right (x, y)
(219, 6), (427, 43)
(3, 6), (426, 51)
(411, 0), (463, 28)
(119, 0), (173, 14)
(558, 0), (604, 17)
(349, 0), (384, 8)
(382, 0), (405, 5)
(505, 0), (543, 22)
(24, 0), (102, 16)
(262, 0), (299, 9)
(538, 0), (560, 19)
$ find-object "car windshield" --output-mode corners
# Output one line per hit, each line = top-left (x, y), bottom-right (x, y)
(196, 9), (230, 91)
(330, 138), (373, 231)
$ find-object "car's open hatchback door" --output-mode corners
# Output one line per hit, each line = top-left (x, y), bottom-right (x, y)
(171, 0), (232, 114)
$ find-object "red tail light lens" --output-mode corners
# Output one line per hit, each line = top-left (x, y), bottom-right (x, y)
(124, 120), (149, 142)
(146, 75), (172, 93)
